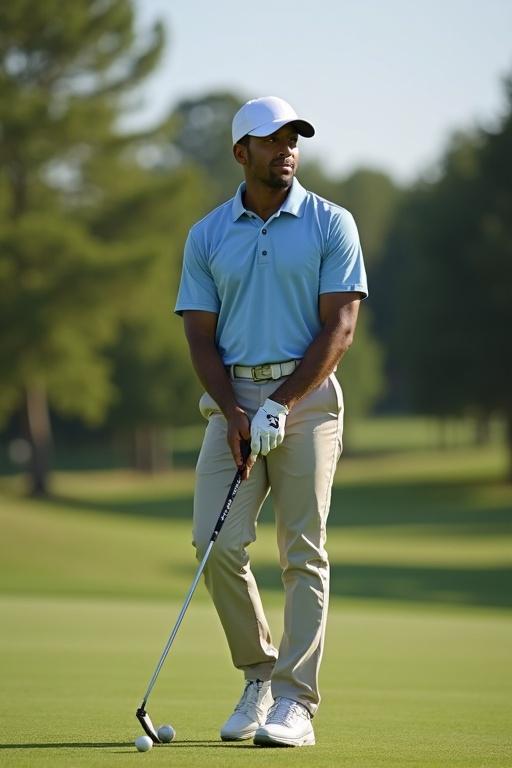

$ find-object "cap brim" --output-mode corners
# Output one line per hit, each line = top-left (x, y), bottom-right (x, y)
(248, 118), (315, 139)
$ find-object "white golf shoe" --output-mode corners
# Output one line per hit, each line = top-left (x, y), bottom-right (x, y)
(253, 696), (315, 747)
(220, 679), (273, 741)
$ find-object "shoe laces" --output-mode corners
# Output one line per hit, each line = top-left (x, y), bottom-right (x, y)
(235, 679), (265, 715)
(266, 697), (310, 726)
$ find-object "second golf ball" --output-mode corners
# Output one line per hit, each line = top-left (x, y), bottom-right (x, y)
(135, 735), (153, 752)
(157, 724), (176, 743)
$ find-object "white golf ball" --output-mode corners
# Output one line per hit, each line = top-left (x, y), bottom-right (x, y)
(135, 735), (153, 752)
(157, 724), (176, 743)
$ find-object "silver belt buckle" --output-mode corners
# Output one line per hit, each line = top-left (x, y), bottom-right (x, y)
(251, 364), (272, 381)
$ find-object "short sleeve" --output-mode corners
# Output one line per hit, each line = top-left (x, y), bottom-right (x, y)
(319, 209), (368, 298)
(174, 230), (220, 315)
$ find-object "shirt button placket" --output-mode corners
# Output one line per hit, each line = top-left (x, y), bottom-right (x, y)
(258, 227), (269, 264)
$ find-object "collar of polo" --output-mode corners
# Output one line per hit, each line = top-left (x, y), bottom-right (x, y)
(232, 178), (307, 222)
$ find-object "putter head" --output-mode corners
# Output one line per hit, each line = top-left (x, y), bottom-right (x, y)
(136, 706), (161, 743)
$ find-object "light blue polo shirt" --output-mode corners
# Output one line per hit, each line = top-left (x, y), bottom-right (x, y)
(175, 178), (368, 366)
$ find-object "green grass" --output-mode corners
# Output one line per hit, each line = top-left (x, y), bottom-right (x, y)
(1, 438), (512, 766)
(1, 444), (511, 607)
(345, 414), (506, 454)
(1, 597), (511, 767)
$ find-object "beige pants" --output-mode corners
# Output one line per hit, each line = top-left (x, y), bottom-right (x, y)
(192, 373), (343, 716)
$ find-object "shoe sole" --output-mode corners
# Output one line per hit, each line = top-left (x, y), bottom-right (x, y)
(253, 732), (315, 748)
(221, 733), (255, 742)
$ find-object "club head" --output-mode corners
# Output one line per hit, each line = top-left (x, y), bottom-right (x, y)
(136, 707), (161, 743)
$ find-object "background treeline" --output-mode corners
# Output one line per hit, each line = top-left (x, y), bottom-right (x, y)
(1, 1), (511, 494)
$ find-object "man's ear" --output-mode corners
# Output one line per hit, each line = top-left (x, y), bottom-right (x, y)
(233, 142), (248, 166)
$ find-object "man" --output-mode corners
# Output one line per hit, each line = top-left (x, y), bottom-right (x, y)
(175, 96), (368, 747)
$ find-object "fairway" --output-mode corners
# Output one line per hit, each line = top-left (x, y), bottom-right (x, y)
(1, 441), (512, 767)
(1, 597), (511, 767)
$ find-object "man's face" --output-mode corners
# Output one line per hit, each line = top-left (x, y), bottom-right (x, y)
(236, 124), (300, 190)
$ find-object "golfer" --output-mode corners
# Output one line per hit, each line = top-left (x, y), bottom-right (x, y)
(175, 96), (368, 747)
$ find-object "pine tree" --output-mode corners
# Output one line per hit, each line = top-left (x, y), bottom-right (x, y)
(0, 1), (164, 494)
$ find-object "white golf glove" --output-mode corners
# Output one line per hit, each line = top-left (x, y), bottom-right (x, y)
(250, 398), (289, 458)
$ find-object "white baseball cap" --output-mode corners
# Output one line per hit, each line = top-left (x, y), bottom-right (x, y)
(232, 96), (315, 145)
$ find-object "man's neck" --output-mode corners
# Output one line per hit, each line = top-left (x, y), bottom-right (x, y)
(242, 180), (292, 221)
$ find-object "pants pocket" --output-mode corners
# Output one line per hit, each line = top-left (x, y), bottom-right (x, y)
(329, 372), (344, 415)
(329, 373), (344, 457)
(198, 391), (222, 420)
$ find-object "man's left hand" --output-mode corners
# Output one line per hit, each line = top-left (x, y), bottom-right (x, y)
(250, 398), (289, 459)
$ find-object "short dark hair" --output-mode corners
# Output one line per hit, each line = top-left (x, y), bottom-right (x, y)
(236, 134), (251, 147)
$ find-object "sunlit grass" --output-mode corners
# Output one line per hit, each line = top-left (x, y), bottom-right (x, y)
(1, 429), (511, 766)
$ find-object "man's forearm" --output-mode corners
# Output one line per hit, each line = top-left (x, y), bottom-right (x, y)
(183, 311), (252, 473)
(270, 325), (351, 410)
(270, 296), (360, 411)
(187, 337), (240, 418)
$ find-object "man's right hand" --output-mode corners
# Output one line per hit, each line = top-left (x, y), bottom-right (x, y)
(227, 406), (255, 480)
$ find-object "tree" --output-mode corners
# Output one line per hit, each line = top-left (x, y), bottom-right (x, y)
(299, 163), (400, 416)
(474, 77), (512, 472)
(385, 73), (512, 478)
(0, 1), (164, 493)
(87, 162), (214, 470)
(168, 91), (244, 204)
(0, 215), (151, 486)
(388, 133), (483, 412)
(337, 309), (385, 449)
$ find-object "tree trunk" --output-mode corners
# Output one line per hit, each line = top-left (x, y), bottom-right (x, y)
(437, 417), (448, 450)
(506, 410), (512, 484)
(133, 425), (166, 473)
(474, 413), (490, 446)
(25, 385), (52, 496)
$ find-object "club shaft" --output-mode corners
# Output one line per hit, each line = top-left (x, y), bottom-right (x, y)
(141, 541), (214, 706)
(140, 457), (247, 708)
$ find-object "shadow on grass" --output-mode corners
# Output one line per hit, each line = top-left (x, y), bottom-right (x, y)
(252, 562), (512, 609)
(328, 481), (512, 532)
(50, 476), (512, 533)
(0, 740), (256, 750)
(51, 493), (194, 521)
(0, 742), (133, 750)
(43, 475), (512, 610)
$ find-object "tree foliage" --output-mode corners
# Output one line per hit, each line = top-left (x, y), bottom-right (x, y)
(8, 3), (511, 487)
(380, 75), (512, 476)
(0, 214), (151, 424)
(298, 163), (400, 414)
(168, 91), (244, 204)
(0, 1), (166, 491)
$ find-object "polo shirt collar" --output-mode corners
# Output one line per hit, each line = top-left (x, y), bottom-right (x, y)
(231, 183), (247, 221)
(231, 178), (308, 222)
(279, 178), (308, 217)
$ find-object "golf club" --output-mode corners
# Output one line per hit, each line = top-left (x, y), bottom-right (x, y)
(136, 441), (251, 742)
